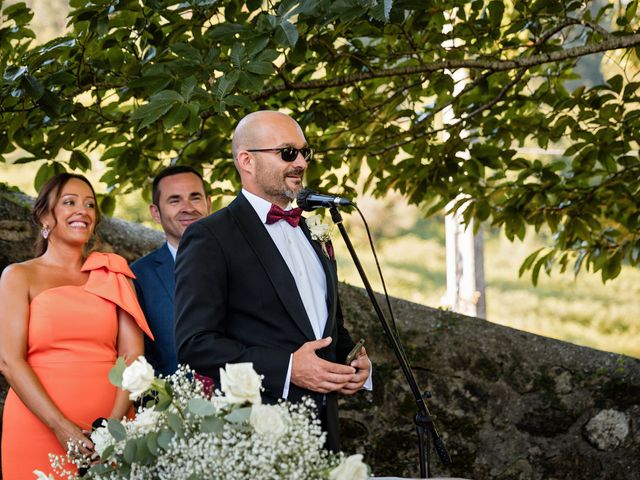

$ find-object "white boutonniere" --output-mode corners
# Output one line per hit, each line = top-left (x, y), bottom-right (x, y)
(305, 214), (334, 259)
(305, 214), (332, 242)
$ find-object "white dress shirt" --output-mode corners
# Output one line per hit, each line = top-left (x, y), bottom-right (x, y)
(166, 242), (178, 261)
(242, 189), (372, 398)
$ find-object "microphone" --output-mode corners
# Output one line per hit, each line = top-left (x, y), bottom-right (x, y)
(296, 188), (353, 211)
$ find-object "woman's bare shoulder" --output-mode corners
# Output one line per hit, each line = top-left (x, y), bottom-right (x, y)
(0, 258), (42, 285)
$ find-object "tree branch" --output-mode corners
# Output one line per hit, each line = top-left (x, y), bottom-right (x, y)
(253, 33), (640, 100)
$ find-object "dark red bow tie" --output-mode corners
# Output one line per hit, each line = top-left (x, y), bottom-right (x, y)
(266, 204), (303, 227)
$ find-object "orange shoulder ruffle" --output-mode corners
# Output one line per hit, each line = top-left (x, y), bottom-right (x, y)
(81, 252), (154, 339)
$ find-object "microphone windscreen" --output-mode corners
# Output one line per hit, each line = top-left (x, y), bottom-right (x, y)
(296, 188), (315, 211)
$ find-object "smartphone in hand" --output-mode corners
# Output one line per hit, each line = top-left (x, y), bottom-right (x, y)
(345, 338), (365, 365)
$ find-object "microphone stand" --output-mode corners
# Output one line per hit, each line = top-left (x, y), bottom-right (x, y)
(329, 206), (451, 478)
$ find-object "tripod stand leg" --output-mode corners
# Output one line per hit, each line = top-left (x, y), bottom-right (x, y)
(416, 420), (431, 478)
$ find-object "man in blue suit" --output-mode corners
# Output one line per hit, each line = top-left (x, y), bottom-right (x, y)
(132, 166), (211, 375)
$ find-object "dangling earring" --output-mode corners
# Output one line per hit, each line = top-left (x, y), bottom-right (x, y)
(41, 225), (50, 239)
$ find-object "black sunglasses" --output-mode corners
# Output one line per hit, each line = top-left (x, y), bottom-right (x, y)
(246, 147), (313, 162)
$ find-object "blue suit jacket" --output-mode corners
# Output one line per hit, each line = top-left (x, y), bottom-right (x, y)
(131, 243), (177, 376)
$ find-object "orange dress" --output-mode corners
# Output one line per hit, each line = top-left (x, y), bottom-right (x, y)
(1, 252), (152, 480)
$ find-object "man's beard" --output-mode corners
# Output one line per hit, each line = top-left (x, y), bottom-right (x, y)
(259, 166), (304, 203)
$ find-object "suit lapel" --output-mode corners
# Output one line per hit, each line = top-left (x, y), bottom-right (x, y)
(228, 195), (316, 341)
(154, 243), (176, 300)
(299, 219), (338, 338)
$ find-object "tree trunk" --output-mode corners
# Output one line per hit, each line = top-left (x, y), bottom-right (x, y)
(1, 185), (638, 479)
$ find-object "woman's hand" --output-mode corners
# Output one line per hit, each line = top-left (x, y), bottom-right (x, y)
(52, 417), (95, 457)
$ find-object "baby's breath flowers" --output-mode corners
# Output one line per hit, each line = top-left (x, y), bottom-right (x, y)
(47, 358), (369, 480)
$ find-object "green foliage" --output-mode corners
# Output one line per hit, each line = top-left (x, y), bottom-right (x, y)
(333, 209), (640, 358)
(0, 0), (639, 282)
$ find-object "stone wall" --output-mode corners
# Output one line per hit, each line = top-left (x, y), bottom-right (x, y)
(1, 186), (639, 479)
(337, 288), (639, 479)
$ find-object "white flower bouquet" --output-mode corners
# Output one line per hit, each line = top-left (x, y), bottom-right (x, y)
(47, 357), (369, 480)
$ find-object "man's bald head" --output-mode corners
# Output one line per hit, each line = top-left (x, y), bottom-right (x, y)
(231, 110), (309, 207)
(231, 111), (304, 163)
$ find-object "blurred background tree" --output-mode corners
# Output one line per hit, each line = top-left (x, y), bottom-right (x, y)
(1, 0), (639, 357)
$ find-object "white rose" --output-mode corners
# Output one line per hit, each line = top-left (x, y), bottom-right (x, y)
(329, 454), (369, 480)
(121, 356), (155, 400)
(128, 407), (161, 435)
(306, 214), (322, 228)
(306, 214), (331, 241)
(219, 363), (262, 404)
(33, 471), (55, 480)
(250, 404), (289, 437)
(90, 420), (114, 457)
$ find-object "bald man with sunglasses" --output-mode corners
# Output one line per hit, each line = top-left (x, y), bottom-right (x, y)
(174, 111), (371, 451)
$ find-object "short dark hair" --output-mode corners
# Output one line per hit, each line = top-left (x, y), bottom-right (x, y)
(152, 166), (206, 206)
(32, 172), (101, 257)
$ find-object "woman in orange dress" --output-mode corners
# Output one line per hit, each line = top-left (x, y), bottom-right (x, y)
(0, 173), (153, 479)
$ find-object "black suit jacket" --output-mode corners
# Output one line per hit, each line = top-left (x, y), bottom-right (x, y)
(174, 193), (355, 450)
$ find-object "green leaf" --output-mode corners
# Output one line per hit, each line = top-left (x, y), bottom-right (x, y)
(146, 432), (159, 456)
(123, 439), (137, 464)
(100, 194), (116, 216)
(369, 0), (393, 22)
(230, 43), (246, 68)
(215, 71), (240, 99)
(102, 146), (128, 161)
(625, 0), (638, 22)
(167, 411), (184, 435)
(69, 150), (91, 171)
(170, 42), (202, 62)
(108, 356), (127, 388)
(487, 1), (505, 30)
(256, 13), (277, 31)
(475, 199), (490, 221)
(276, 20), (298, 47)
(184, 102), (201, 133)
(200, 416), (224, 433)
(107, 419), (126, 441)
(128, 75), (172, 95)
(100, 445), (114, 461)
(180, 76), (197, 100)
(187, 398), (216, 416)
(245, 35), (270, 57)
(163, 104), (190, 129)
(573, 250), (587, 276)
(21, 74), (44, 100)
(4, 2), (34, 24)
(3, 66), (27, 82)
(150, 90), (184, 103)
(245, 60), (274, 75)
(225, 406), (252, 423)
(519, 248), (544, 277)
(602, 255), (622, 281)
(134, 437), (149, 462)
(224, 94), (252, 107)
(531, 255), (547, 286)
(131, 101), (175, 130)
(34, 163), (55, 191)
(607, 74), (623, 94)
(236, 71), (264, 92)
(157, 429), (174, 450)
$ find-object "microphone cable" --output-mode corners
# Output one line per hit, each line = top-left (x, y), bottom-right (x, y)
(351, 203), (402, 342)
